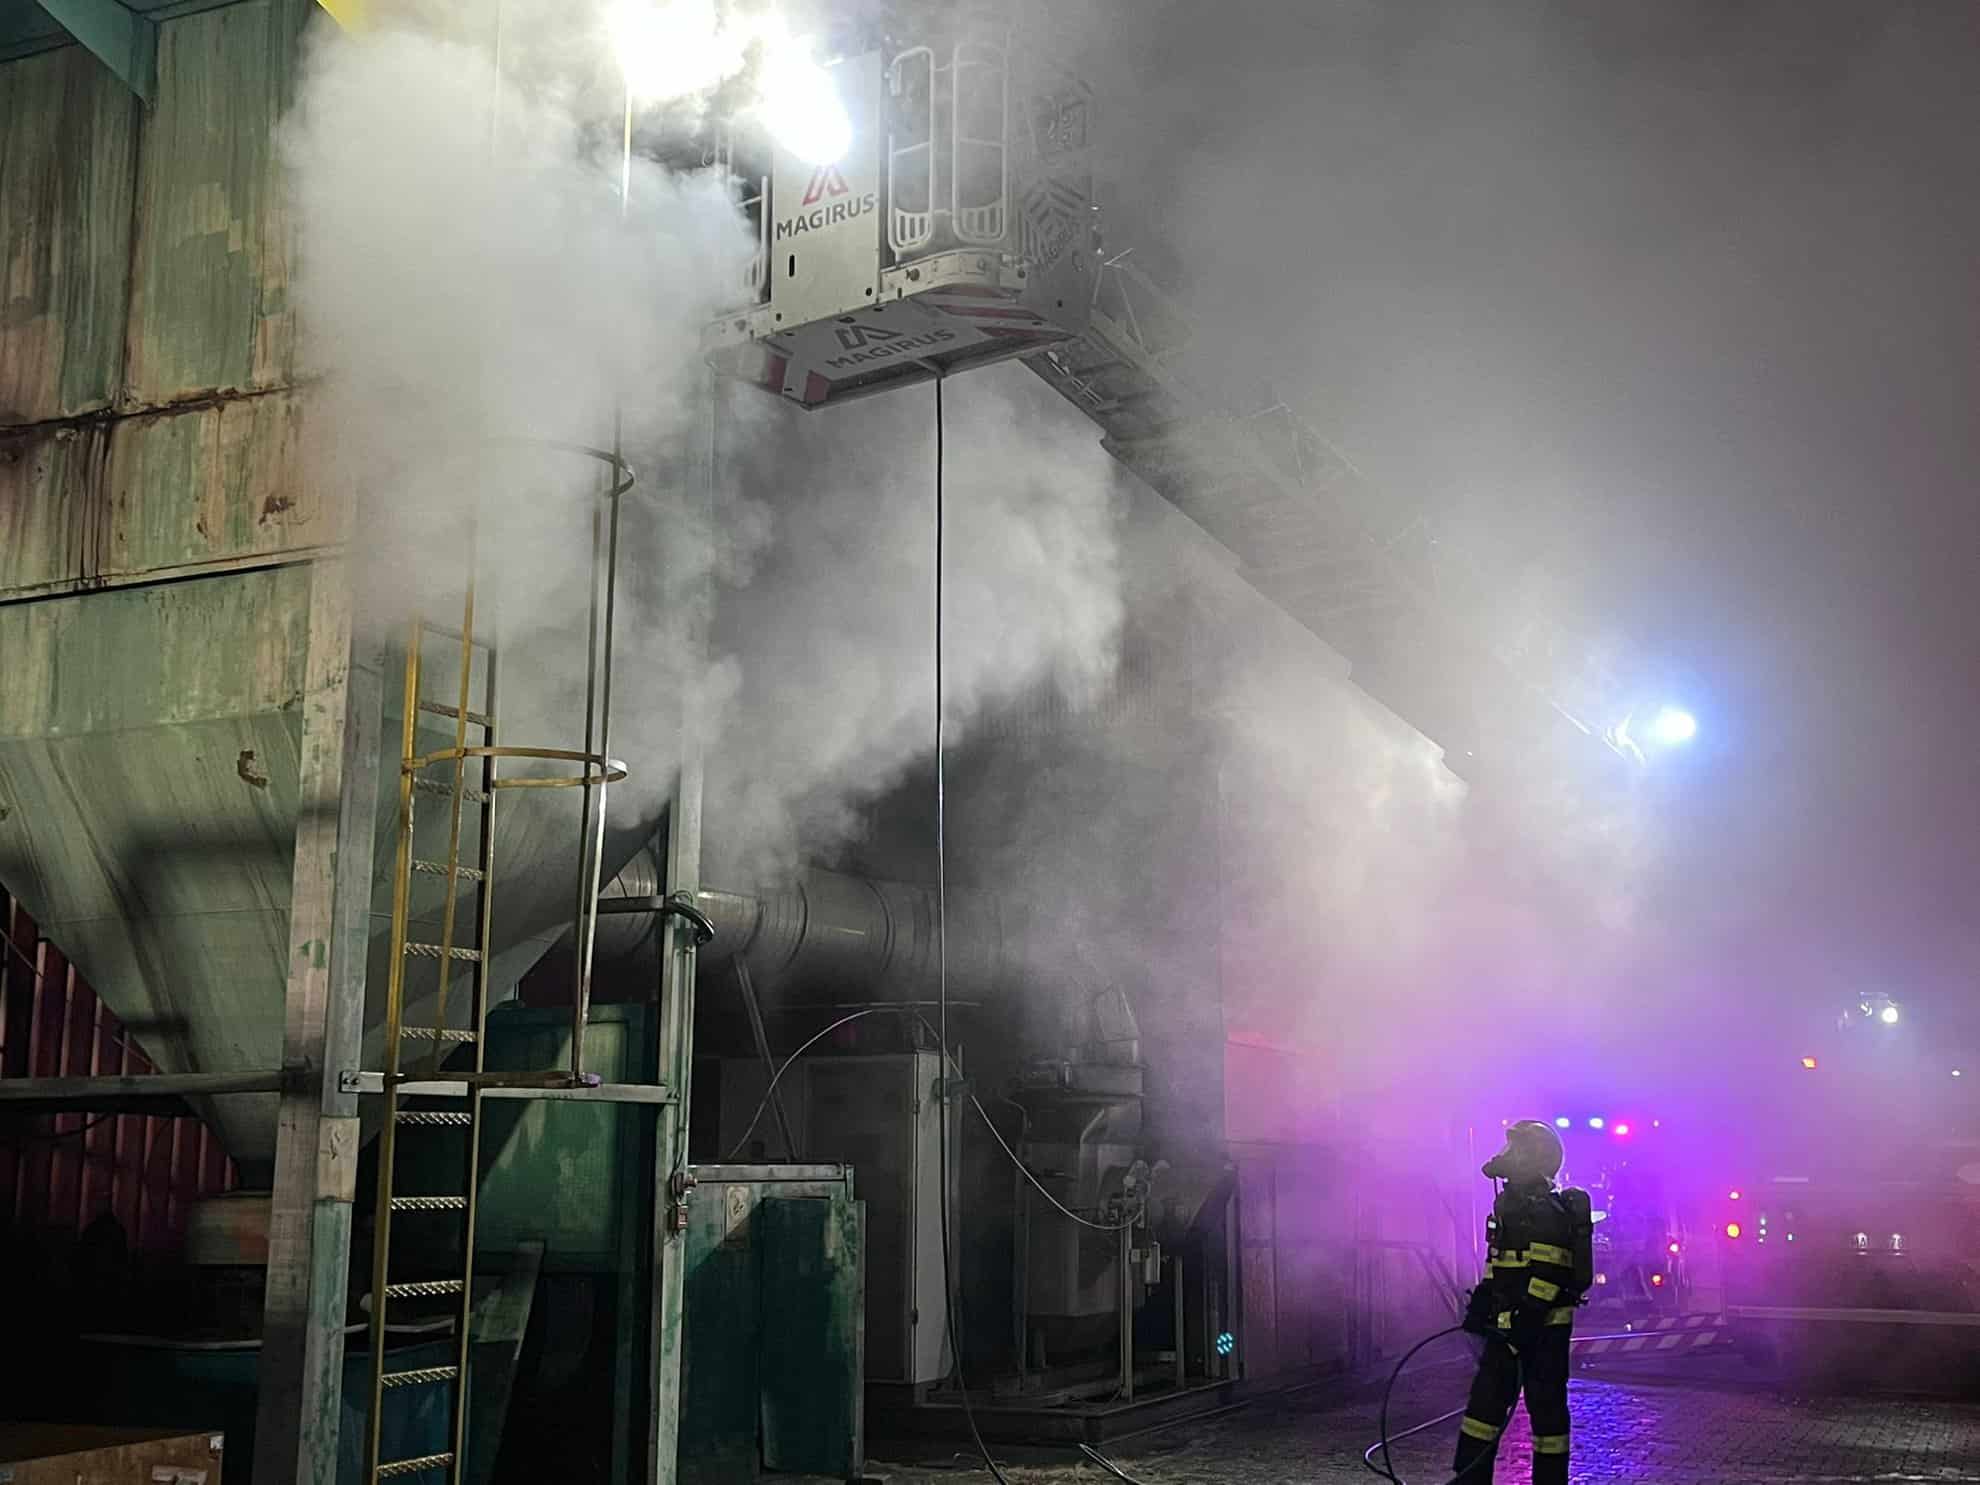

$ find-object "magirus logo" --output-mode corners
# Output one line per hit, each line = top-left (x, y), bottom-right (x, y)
(823, 324), (957, 369)
(800, 164), (850, 207)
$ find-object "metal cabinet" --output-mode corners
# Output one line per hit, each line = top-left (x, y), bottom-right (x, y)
(678, 1165), (865, 1483)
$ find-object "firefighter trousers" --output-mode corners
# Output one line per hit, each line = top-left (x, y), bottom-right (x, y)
(1451, 1321), (1571, 1485)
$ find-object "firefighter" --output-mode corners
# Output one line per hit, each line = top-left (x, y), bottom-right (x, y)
(1454, 1119), (1594, 1485)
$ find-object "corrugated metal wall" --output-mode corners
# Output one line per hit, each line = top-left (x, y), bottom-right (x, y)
(0, 0), (339, 600)
(0, 1), (338, 1172)
(0, 884), (236, 1252)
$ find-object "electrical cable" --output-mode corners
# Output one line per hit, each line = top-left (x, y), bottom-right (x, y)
(966, 1080), (1144, 1231)
(719, 1012), (1145, 1229)
(0, 1112), (116, 1143)
(724, 378), (1129, 1478)
(722, 1005), (895, 1160)
(1078, 1442), (1150, 1482)
(1359, 1325), (1520, 1485)
(904, 1013), (1142, 1233)
(930, 375), (1015, 1485)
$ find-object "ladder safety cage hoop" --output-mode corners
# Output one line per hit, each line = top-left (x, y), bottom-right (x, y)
(407, 743), (628, 787)
(719, 130), (772, 305)
(365, 436), (635, 1485)
(889, 45), (937, 254)
(950, 39), (1008, 245)
(744, 169), (771, 302)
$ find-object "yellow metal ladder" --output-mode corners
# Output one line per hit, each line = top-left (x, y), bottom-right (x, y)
(365, 573), (500, 1485)
(358, 444), (635, 1483)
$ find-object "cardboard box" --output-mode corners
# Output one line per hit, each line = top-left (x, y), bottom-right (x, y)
(0, 1425), (223, 1484)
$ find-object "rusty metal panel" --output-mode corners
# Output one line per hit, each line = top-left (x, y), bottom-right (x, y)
(0, 886), (237, 1251)
(0, 45), (139, 426)
(125, 0), (302, 404)
(0, 566), (314, 1170)
(0, 563), (309, 738)
(0, 424), (101, 595)
(0, 1424), (227, 1484)
(100, 387), (341, 577)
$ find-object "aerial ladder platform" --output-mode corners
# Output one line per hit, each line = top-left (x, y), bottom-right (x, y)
(700, 11), (1640, 776)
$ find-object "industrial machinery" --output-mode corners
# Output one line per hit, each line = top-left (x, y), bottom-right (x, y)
(703, 7), (1098, 407)
(597, 851), (1228, 1420)
(1009, 987), (1149, 1370)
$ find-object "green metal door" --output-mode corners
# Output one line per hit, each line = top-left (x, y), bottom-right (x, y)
(677, 1168), (864, 1483)
(759, 1195), (864, 1478)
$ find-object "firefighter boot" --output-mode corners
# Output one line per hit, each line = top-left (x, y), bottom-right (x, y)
(1452, 1417), (1500, 1482)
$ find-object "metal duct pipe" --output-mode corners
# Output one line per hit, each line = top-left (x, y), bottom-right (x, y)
(596, 848), (1006, 1002)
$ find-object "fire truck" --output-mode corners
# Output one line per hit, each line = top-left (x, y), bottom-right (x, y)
(1708, 1142), (1980, 1389)
(1586, 1159), (1692, 1323)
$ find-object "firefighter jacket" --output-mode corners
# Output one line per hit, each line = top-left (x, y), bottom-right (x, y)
(1478, 1179), (1593, 1341)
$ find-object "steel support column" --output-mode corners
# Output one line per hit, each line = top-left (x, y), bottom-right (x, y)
(646, 384), (716, 1483)
(647, 750), (703, 1482)
(253, 559), (385, 1484)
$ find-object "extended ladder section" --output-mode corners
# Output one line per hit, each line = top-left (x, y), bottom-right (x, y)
(1021, 254), (1633, 763)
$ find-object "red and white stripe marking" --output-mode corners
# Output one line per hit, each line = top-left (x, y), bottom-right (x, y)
(1575, 1313), (1727, 1355)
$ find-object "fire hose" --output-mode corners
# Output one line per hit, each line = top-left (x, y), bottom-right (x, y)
(1360, 1325), (1522, 1485)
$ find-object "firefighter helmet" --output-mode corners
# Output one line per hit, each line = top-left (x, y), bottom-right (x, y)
(1482, 1119), (1564, 1183)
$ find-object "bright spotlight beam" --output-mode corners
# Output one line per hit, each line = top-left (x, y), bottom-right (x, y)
(1649, 707), (1698, 746)
(607, 0), (740, 105)
(756, 47), (852, 165)
(603, 2), (853, 167)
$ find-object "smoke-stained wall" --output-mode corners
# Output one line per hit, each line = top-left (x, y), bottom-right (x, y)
(0, 2), (337, 1170)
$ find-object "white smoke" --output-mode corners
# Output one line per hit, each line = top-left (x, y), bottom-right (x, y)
(280, 6), (1646, 1075)
(703, 363), (1126, 881)
(285, 17), (756, 825)
(284, 11), (1127, 877)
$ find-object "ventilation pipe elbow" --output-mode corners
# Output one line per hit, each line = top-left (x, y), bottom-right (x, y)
(594, 848), (1005, 1003)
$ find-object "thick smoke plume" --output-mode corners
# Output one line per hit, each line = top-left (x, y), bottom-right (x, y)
(284, 2), (1669, 1116)
(702, 363), (1125, 882)
(285, 7), (1126, 883)
(285, 13), (751, 825)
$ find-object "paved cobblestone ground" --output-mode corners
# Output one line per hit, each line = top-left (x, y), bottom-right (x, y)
(872, 1372), (1980, 1484)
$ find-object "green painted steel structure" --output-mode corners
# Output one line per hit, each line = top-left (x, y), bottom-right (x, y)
(36, 0), (158, 102)
(406, 1005), (658, 1273)
(0, 565), (314, 1167)
(0, 4), (702, 1479)
(1, 1), (338, 1175)
(0, 3), (643, 1170)
(679, 1166), (865, 1484)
